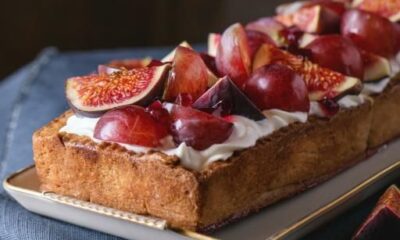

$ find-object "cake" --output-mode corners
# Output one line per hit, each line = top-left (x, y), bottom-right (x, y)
(33, 0), (400, 233)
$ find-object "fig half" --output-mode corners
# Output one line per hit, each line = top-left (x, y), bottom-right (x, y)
(66, 65), (170, 117)
(353, 185), (400, 240)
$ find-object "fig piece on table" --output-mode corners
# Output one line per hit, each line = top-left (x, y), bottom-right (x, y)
(243, 64), (310, 112)
(245, 17), (286, 47)
(170, 104), (233, 150)
(253, 44), (362, 101)
(66, 65), (170, 117)
(162, 46), (208, 102)
(341, 9), (398, 58)
(193, 77), (265, 121)
(353, 185), (400, 240)
(94, 105), (169, 147)
(353, 0), (400, 22)
(362, 51), (392, 82)
(216, 23), (252, 88)
(305, 35), (364, 79)
(207, 33), (221, 57)
(161, 41), (192, 62)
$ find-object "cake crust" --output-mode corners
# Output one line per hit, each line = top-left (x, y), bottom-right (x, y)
(33, 100), (373, 231)
(368, 74), (400, 148)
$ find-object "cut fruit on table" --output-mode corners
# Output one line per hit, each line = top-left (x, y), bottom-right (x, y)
(353, 185), (400, 240)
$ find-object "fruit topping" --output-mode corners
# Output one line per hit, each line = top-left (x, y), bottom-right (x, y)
(316, 98), (340, 118)
(246, 30), (276, 59)
(362, 51), (392, 82)
(207, 33), (221, 57)
(353, 185), (400, 240)
(170, 104), (233, 150)
(275, 3), (342, 34)
(94, 105), (169, 147)
(341, 9), (398, 58)
(175, 93), (194, 107)
(98, 58), (158, 75)
(253, 44), (362, 101)
(245, 17), (286, 47)
(353, 0), (400, 22)
(243, 63), (310, 112)
(216, 23), (252, 88)
(199, 53), (220, 87)
(98, 65), (121, 75)
(305, 35), (364, 79)
(66, 65), (170, 117)
(107, 58), (152, 69)
(146, 100), (172, 129)
(163, 47), (208, 102)
(193, 77), (265, 120)
(161, 41), (192, 62)
(146, 59), (164, 67)
(298, 32), (318, 48)
(279, 27), (315, 56)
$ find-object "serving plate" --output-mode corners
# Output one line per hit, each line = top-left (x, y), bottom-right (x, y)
(3, 139), (400, 240)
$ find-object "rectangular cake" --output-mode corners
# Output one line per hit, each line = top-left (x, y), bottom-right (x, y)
(33, 0), (400, 233)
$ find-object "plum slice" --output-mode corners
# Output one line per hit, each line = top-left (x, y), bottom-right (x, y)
(161, 41), (192, 62)
(199, 53), (219, 87)
(341, 9), (398, 58)
(94, 105), (169, 147)
(216, 23), (252, 88)
(353, 0), (400, 22)
(253, 44), (362, 101)
(170, 104), (233, 150)
(246, 30), (276, 59)
(362, 51), (392, 82)
(163, 46), (208, 102)
(244, 64), (310, 112)
(245, 17), (286, 47)
(353, 185), (400, 240)
(207, 33), (221, 57)
(305, 35), (364, 79)
(66, 65), (170, 117)
(192, 77), (265, 121)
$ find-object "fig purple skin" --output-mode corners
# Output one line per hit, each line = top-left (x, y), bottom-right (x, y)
(192, 77), (265, 121)
(353, 185), (400, 240)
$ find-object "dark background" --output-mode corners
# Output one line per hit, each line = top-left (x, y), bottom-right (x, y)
(0, 0), (293, 80)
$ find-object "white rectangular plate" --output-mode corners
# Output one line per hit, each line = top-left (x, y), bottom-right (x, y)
(4, 139), (400, 240)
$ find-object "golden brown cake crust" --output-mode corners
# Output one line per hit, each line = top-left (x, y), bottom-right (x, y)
(368, 73), (400, 148)
(33, 100), (373, 231)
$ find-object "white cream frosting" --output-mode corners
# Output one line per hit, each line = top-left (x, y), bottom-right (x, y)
(309, 94), (366, 117)
(60, 110), (307, 171)
(362, 78), (391, 95)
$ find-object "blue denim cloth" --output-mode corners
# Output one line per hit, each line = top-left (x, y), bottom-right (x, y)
(0, 47), (395, 240)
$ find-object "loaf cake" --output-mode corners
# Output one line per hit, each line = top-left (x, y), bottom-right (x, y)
(33, 0), (400, 232)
